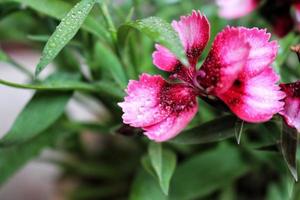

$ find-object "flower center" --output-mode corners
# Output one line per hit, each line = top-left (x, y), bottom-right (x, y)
(159, 83), (196, 113)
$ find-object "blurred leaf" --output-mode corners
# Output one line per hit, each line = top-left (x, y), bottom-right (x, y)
(0, 126), (69, 185)
(148, 143), (177, 195)
(7, 0), (109, 40)
(281, 121), (298, 181)
(0, 48), (9, 62)
(276, 33), (300, 69)
(35, 0), (97, 76)
(235, 119), (244, 144)
(117, 16), (188, 66)
(129, 169), (168, 200)
(0, 91), (72, 146)
(171, 115), (236, 144)
(131, 144), (249, 200)
(169, 144), (249, 200)
(0, 76), (124, 99)
(94, 42), (127, 88)
(0, 73), (77, 146)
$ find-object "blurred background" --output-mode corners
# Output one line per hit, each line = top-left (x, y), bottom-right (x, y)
(1, 0), (300, 200)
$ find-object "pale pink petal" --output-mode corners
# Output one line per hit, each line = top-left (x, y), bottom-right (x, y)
(152, 44), (179, 72)
(198, 26), (250, 95)
(172, 10), (210, 66)
(219, 67), (285, 122)
(118, 73), (170, 127)
(216, 0), (258, 19)
(238, 27), (278, 78)
(143, 102), (198, 142)
(280, 81), (300, 131)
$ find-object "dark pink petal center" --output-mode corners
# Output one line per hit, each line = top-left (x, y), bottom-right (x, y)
(160, 83), (197, 113)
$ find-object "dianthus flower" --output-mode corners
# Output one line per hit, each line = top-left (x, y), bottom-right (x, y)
(118, 11), (284, 142)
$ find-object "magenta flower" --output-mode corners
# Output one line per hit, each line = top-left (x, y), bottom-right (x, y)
(280, 82), (300, 131)
(118, 11), (284, 142)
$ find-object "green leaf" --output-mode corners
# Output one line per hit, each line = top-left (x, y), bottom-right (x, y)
(281, 121), (298, 181)
(0, 77), (124, 99)
(275, 33), (300, 69)
(0, 126), (68, 185)
(0, 91), (72, 146)
(148, 143), (177, 195)
(129, 169), (168, 200)
(117, 16), (188, 66)
(169, 144), (249, 200)
(131, 144), (249, 200)
(171, 115), (236, 144)
(7, 0), (109, 40)
(0, 48), (9, 62)
(35, 0), (97, 76)
(94, 42), (128, 88)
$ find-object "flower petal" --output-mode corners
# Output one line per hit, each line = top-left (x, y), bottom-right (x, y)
(119, 74), (198, 142)
(216, 0), (258, 19)
(172, 10), (210, 66)
(152, 10), (210, 71)
(152, 44), (179, 72)
(219, 67), (285, 122)
(238, 27), (278, 78)
(118, 73), (170, 127)
(280, 81), (300, 131)
(199, 26), (250, 95)
(143, 103), (198, 142)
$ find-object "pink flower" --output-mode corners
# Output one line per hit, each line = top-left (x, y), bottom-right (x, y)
(198, 27), (285, 122)
(119, 11), (284, 142)
(280, 82), (300, 131)
(216, 0), (258, 19)
(118, 74), (198, 142)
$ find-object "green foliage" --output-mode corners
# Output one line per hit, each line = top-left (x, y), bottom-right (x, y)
(35, 0), (97, 75)
(147, 143), (177, 195)
(0, 90), (72, 146)
(118, 16), (188, 66)
(0, 126), (70, 185)
(0, 0), (299, 199)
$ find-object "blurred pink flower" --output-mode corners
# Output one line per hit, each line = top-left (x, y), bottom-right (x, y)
(119, 11), (284, 142)
(280, 82), (300, 131)
(216, 0), (258, 19)
(215, 0), (300, 37)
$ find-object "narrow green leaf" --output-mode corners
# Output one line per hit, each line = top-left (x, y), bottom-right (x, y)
(0, 72), (77, 146)
(0, 78), (124, 99)
(0, 91), (72, 146)
(149, 143), (163, 179)
(117, 16), (188, 66)
(35, 0), (97, 76)
(129, 169), (168, 200)
(171, 115), (236, 144)
(0, 126), (69, 185)
(169, 144), (249, 200)
(8, 0), (109, 40)
(235, 119), (244, 144)
(147, 143), (176, 195)
(281, 121), (298, 181)
(94, 42), (128, 88)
